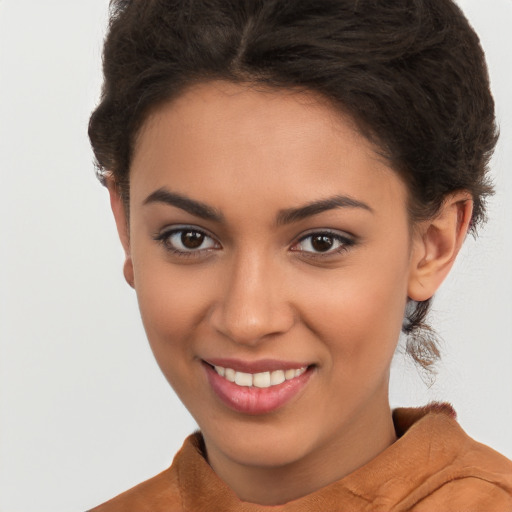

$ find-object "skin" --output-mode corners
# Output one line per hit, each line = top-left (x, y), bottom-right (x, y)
(109, 81), (472, 505)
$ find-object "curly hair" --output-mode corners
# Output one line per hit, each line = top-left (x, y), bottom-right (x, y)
(89, 0), (498, 369)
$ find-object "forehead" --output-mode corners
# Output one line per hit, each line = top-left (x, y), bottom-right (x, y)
(130, 81), (408, 221)
(136, 81), (371, 159)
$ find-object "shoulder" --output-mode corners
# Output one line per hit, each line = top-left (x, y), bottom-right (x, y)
(86, 465), (182, 512)
(85, 435), (203, 512)
(409, 477), (512, 511)
(392, 403), (512, 510)
(407, 438), (512, 511)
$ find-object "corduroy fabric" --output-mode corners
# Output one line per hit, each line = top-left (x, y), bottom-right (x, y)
(88, 403), (512, 511)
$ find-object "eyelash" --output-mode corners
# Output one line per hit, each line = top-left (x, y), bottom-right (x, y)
(153, 226), (355, 259)
(153, 227), (219, 259)
(290, 230), (355, 259)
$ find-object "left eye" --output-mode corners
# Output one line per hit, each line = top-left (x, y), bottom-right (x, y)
(291, 232), (353, 254)
(156, 228), (219, 253)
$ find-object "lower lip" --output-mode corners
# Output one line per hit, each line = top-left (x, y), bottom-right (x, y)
(203, 363), (314, 415)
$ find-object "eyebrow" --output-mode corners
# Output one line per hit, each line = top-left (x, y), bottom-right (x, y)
(143, 188), (224, 222)
(143, 188), (373, 224)
(276, 195), (373, 225)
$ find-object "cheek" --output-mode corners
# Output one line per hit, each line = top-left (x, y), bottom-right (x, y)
(134, 246), (213, 316)
(132, 256), (217, 372)
(299, 251), (410, 365)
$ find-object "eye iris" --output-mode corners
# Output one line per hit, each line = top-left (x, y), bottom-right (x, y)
(311, 235), (334, 252)
(181, 231), (204, 249)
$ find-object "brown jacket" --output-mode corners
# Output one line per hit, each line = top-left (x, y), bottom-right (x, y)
(88, 403), (512, 511)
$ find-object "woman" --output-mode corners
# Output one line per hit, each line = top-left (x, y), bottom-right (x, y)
(87, 0), (512, 509)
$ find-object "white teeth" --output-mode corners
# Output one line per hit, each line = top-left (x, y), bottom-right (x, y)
(225, 368), (236, 382)
(285, 369), (296, 380)
(234, 371), (253, 387)
(253, 371), (271, 388)
(212, 365), (308, 388)
(270, 370), (286, 386)
(295, 367), (307, 377)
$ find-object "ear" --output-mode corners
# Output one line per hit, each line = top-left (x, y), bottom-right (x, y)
(106, 178), (135, 289)
(408, 191), (473, 302)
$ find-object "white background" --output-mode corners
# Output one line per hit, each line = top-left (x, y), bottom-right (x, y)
(0, 1), (511, 511)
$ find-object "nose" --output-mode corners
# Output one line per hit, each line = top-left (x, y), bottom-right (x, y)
(209, 251), (295, 346)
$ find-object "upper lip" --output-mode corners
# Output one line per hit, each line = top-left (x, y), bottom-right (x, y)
(203, 358), (312, 373)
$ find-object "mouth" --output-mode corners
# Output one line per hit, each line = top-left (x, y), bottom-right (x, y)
(209, 363), (308, 388)
(202, 359), (315, 415)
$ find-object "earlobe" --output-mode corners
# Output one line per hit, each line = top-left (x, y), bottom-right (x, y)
(123, 258), (135, 289)
(408, 192), (473, 302)
(107, 178), (135, 289)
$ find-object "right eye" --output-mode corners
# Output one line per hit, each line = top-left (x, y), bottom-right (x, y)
(154, 227), (220, 257)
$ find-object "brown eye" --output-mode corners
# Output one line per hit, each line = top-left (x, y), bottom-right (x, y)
(156, 227), (219, 255)
(181, 230), (205, 249)
(311, 235), (334, 252)
(291, 231), (354, 256)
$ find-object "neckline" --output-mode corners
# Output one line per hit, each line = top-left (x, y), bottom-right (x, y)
(177, 403), (465, 510)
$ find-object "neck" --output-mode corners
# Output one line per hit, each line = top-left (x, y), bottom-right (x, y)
(205, 398), (397, 506)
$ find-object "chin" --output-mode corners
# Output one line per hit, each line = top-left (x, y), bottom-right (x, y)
(204, 419), (318, 469)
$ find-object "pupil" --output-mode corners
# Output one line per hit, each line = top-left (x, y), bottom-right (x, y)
(312, 235), (333, 252)
(181, 231), (204, 249)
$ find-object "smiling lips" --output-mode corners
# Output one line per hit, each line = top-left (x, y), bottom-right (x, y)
(213, 365), (308, 388)
(203, 360), (313, 415)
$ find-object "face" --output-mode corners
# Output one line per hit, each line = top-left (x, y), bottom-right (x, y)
(123, 81), (419, 473)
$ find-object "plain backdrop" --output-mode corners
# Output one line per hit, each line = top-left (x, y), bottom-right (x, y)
(0, 1), (511, 511)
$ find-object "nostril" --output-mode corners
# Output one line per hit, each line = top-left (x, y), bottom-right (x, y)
(209, 304), (296, 346)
